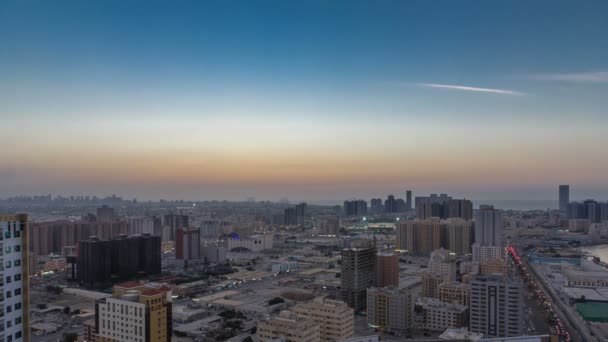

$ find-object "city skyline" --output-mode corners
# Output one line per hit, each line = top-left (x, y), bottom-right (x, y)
(2, 1), (608, 201)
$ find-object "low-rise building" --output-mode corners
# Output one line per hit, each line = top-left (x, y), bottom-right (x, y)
(293, 297), (354, 342)
(258, 311), (320, 342)
(416, 298), (468, 332)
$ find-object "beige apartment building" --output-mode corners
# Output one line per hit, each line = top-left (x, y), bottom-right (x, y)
(395, 219), (441, 253)
(444, 218), (473, 255)
(366, 279), (420, 333)
(293, 297), (354, 342)
(258, 311), (320, 342)
(438, 282), (470, 306)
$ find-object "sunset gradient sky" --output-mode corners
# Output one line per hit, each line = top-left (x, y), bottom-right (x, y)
(1, 1), (608, 201)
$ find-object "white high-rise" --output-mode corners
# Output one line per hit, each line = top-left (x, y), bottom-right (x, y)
(469, 274), (522, 337)
(0, 214), (30, 342)
(474, 205), (503, 247)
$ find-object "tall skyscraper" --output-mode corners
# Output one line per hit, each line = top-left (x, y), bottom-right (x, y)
(163, 213), (189, 241)
(469, 274), (522, 338)
(559, 184), (570, 212)
(295, 202), (307, 225)
(405, 190), (413, 210)
(370, 198), (384, 214)
(445, 218), (473, 255)
(341, 247), (377, 311)
(474, 205), (503, 247)
(0, 214), (30, 342)
(384, 195), (397, 213)
(395, 219), (442, 253)
(95, 282), (172, 341)
(343, 200), (368, 217)
(376, 251), (399, 287)
(175, 228), (201, 261)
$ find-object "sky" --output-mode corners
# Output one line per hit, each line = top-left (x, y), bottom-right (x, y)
(1, 1), (608, 202)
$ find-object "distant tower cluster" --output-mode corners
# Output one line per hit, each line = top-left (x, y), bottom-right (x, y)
(559, 184), (570, 212)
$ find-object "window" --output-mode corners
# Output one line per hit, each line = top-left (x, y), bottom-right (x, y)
(5, 261), (10, 269)
(15, 317), (21, 325)
(14, 303), (21, 310)
(6, 305), (11, 313)
(4, 246), (10, 253)
(5, 276), (10, 284)
(14, 288), (21, 296)
(15, 331), (21, 339)
(14, 259), (20, 267)
(14, 274), (20, 281)
(6, 291), (11, 298)
(14, 245), (20, 252)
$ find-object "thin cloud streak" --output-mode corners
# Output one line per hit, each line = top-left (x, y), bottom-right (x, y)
(530, 71), (608, 83)
(417, 83), (525, 95)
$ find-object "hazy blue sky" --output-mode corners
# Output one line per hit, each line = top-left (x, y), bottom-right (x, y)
(1, 1), (608, 201)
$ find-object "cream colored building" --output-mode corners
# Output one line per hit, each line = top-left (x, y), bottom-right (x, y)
(395, 219), (441, 253)
(428, 248), (457, 281)
(366, 279), (420, 333)
(479, 259), (508, 275)
(293, 297), (354, 342)
(416, 298), (468, 332)
(96, 282), (172, 342)
(445, 218), (472, 255)
(258, 311), (320, 342)
(438, 282), (470, 306)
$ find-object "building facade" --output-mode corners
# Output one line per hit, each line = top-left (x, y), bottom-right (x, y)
(366, 280), (420, 333)
(293, 297), (354, 342)
(376, 252), (399, 288)
(95, 282), (172, 342)
(469, 274), (522, 338)
(341, 247), (377, 311)
(258, 311), (320, 342)
(0, 214), (30, 342)
(474, 205), (503, 247)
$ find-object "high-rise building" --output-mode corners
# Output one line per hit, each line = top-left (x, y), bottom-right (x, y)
(258, 311), (320, 342)
(322, 217), (341, 236)
(175, 228), (201, 261)
(97, 205), (116, 222)
(384, 195), (397, 213)
(568, 202), (586, 219)
(344, 200), (368, 217)
(405, 190), (413, 211)
(296, 202), (307, 225)
(447, 199), (473, 221)
(293, 297), (354, 342)
(201, 244), (226, 264)
(445, 218), (473, 256)
(163, 213), (189, 241)
(284, 207), (297, 225)
(376, 251), (399, 287)
(94, 282), (172, 342)
(559, 185), (570, 212)
(0, 214), (31, 342)
(341, 247), (377, 311)
(366, 279), (420, 333)
(370, 198), (384, 214)
(474, 205), (503, 247)
(469, 274), (522, 338)
(395, 219), (442, 253)
(77, 234), (161, 289)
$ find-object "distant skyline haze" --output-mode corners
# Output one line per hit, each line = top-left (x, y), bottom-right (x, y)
(1, 1), (607, 201)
